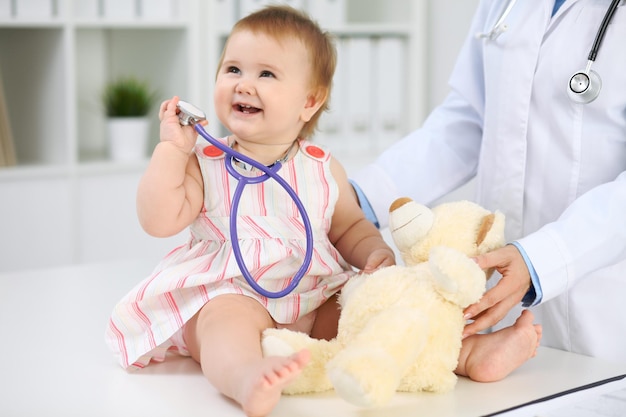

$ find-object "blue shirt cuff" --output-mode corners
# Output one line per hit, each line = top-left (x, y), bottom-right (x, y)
(349, 180), (380, 229)
(510, 241), (542, 307)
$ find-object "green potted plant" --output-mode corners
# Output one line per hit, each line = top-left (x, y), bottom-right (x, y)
(103, 76), (157, 161)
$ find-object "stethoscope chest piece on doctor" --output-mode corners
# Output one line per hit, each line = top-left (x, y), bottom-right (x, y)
(568, 68), (602, 104)
(175, 100), (313, 299)
(477, 0), (621, 104)
(562, 0), (620, 104)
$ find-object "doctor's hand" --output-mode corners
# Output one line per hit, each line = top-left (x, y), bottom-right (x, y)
(462, 245), (531, 337)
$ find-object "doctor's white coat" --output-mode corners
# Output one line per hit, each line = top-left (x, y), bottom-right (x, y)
(353, 0), (626, 363)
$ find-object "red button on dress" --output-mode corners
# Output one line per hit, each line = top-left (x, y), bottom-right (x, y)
(203, 145), (224, 157)
(305, 145), (325, 158)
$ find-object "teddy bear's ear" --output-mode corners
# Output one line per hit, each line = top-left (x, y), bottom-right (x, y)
(476, 213), (495, 247)
(476, 210), (506, 253)
(388, 198), (434, 252)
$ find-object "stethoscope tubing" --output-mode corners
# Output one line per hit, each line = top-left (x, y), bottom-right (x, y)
(193, 123), (314, 299)
(588, 0), (620, 61)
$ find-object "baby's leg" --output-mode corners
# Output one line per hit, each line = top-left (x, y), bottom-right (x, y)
(184, 294), (309, 417)
(309, 293), (340, 340)
(455, 309), (542, 382)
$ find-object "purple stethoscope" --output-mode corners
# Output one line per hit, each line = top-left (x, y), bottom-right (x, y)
(176, 100), (313, 298)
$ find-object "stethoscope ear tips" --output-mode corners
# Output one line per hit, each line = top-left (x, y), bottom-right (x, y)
(568, 69), (601, 104)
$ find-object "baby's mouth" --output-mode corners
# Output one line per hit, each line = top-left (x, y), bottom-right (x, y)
(234, 104), (261, 114)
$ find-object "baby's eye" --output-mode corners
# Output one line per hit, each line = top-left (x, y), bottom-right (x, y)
(260, 70), (275, 78)
(227, 66), (240, 74)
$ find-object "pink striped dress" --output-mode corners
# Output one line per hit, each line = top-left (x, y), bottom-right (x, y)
(106, 139), (354, 370)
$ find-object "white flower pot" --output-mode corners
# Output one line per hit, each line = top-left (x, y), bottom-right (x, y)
(107, 117), (150, 162)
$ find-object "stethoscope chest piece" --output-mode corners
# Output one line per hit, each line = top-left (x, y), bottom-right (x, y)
(177, 101), (207, 125)
(568, 69), (602, 104)
(482, 0), (620, 105)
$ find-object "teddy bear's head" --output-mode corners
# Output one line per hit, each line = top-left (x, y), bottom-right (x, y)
(386, 198), (505, 308)
(388, 198), (505, 267)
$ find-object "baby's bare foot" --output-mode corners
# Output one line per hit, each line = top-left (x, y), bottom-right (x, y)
(458, 310), (542, 382)
(239, 350), (310, 417)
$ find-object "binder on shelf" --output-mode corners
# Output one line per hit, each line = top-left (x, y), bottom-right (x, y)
(306, 0), (345, 27)
(372, 36), (406, 153)
(239, 0), (305, 18)
(345, 36), (373, 157)
(239, 0), (269, 17)
(316, 37), (347, 155)
(0, 64), (17, 167)
(73, 0), (99, 19)
(15, 0), (54, 19)
(276, 0), (304, 13)
(0, 0), (12, 19)
(214, 0), (236, 30)
(139, 0), (177, 20)
(103, 0), (136, 20)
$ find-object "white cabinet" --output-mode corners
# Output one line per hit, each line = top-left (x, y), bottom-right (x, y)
(0, 170), (74, 270)
(76, 167), (187, 265)
(0, 0), (427, 272)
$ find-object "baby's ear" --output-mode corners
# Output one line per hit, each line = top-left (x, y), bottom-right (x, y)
(301, 87), (328, 122)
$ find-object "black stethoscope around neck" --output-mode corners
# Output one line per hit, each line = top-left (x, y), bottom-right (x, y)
(476, 0), (621, 104)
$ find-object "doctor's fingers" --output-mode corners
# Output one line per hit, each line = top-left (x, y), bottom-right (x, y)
(473, 244), (520, 272)
(463, 264), (529, 317)
(462, 286), (525, 336)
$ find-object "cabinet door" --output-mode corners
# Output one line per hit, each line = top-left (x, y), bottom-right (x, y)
(77, 171), (187, 265)
(0, 175), (73, 272)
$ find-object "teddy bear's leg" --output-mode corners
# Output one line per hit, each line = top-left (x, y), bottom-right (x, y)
(261, 328), (339, 394)
(326, 306), (428, 407)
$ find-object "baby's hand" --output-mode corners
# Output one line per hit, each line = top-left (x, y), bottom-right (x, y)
(158, 96), (199, 154)
(361, 248), (395, 274)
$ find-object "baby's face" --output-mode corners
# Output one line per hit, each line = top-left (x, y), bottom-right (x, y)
(214, 29), (318, 147)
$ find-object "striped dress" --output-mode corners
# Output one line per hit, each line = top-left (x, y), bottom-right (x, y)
(106, 139), (354, 370)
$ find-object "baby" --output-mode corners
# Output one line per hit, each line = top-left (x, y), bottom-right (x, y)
(106, 5), (395, 417)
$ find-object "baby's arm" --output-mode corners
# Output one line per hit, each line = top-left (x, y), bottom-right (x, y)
(136, 96), (205, 237)
(327, 157), (395, 273)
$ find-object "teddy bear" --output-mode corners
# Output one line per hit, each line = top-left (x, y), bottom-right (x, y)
(261, 198), (505, 407)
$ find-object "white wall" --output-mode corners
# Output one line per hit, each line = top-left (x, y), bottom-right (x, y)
(425, 0), (479, 203)
(426, 0), (479, 112)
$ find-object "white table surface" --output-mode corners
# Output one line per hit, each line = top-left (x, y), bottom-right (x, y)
(1, 258), (625, 417)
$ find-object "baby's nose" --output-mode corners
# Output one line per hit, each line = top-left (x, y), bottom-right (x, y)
(235, 80), (255, 95)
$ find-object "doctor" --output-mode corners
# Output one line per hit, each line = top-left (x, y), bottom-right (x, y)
(351, 0), (626, 364)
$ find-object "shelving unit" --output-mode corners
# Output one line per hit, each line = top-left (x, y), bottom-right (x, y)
(0, 0), (427, 272)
